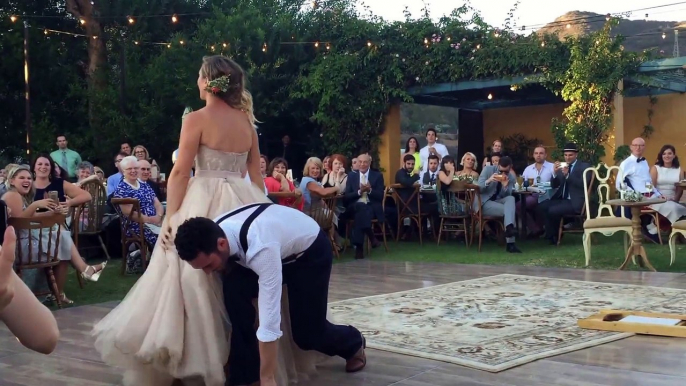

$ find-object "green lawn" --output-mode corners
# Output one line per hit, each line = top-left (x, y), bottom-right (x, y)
(61, 233), (686, 308)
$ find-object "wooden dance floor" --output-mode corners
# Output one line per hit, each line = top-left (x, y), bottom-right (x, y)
(2, 261), (686, 385)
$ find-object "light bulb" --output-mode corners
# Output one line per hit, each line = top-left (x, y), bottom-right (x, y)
(179, 40), (184, 45)
(210, 45), (215, 51)
(314, 41), (319, 47)
(367, 41), (372, 47)
(10, 15), (17, 22)
(128, 16), (135, 24)
(326, 43), (331, 50)
(79, 18), (86, 25)
(541, 42), (545, 47)
(222, 43), (227, 48)
(488, 93), (493, 100)
(171, 14), (178, 23)
(44, 29), (48, 35)
(134, 41), (139, 45)
(663, 32), (666, 39)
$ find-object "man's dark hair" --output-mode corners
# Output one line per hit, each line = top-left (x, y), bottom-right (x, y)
(175, 217), (226, 261)
(56, 134), (67, 140)
(428, 154), (440, 162)
(425, 128), (437, 137)
(114, 152), (128, 160)
(498, 156), (513, 168)
(403, 154), (415, 163)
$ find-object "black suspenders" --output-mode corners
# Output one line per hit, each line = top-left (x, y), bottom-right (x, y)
(218, 203), (303, 265)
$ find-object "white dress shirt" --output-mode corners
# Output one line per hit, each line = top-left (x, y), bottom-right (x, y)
(419, 143), (449, 172)
(522, 161), (555, 183)
(617, 154), (659, 195)
(215, 204), (320, 343)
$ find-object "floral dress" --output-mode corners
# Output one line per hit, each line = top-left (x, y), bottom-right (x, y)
(113, 179), (159, 273)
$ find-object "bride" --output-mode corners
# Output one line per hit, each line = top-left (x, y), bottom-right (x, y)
(92, 56), (320, 385)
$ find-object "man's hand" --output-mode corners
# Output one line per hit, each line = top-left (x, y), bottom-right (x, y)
(553, 161), (561, 174)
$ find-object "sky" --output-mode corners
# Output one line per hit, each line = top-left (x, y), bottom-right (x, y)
(363, 0), (686, 29)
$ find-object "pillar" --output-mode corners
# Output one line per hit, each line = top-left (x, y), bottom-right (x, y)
(378, 103), (401, 183)
(608, 79), (625, 164)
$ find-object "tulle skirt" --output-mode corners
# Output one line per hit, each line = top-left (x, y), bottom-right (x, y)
(92, 175), (324, 385)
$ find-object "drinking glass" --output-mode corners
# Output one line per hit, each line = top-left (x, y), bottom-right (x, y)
(527, 178), (534, 186)
(516, 176), (524, 186)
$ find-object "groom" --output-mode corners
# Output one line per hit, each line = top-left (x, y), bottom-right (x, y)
(174, 203), (367, 386)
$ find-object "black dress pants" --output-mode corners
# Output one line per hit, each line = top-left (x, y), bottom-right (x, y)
(223, 230), (363, 385)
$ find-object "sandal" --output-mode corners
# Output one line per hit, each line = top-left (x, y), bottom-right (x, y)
(60, 293), (74, 305)
(81, 261), (107, 282)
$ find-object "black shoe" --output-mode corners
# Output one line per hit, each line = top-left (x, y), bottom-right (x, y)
(505, 224), (517, 238)
(354, 246), (365, 260)
(506, 243), (522, 253)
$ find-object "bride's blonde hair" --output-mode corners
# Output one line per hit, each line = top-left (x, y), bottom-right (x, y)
(200, 55), (259, 127)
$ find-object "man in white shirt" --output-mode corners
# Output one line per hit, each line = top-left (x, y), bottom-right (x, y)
(419, 128), (449, 173)
(617, 137), (659, 196)
(174, 203), (366, 386)
(521, 146), (555, 236)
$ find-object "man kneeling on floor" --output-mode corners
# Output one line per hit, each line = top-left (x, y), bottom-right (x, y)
(174, 203), (367, 386)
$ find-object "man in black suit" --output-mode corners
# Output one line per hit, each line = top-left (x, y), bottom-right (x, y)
(344, 153), (385, 259)
(536, 142), (591, 244)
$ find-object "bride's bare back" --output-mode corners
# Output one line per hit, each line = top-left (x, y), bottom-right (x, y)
(195, 104), (254, 153)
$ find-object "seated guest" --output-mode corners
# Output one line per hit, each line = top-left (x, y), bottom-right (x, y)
(476, 156), (520, 253)
(421, 154), (440, 187)
(106, 152), (127, 196)
(264, 157), (302, 209)
(75, 161), (100, 187)
(520, 145), (555, 236)
(647, 144), (686, 236)
(488, 152), (501, 167)
(457, 152), (479, 179)
(138, 159), (163, 200)
(94, 166), (105, 182)
(113, 156), (164, 272)
(32, 154), (91, 209)
(132, 145), (160, 182)
(299, 157), (339, 211)
(343, 153), (385, 259)
(482, 139), (503, 169)
(351, 157), (359, 172)
(259, 155), (269, 179)
(537, 142), (591, 244)
(395, 154), (420, 207)
(2, 165), (106, 304)
(322, 155), (332, 177)
(400, 137), (422, 175)
(322, 154), (349, 192)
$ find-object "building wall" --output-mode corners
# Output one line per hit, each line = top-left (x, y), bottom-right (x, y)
(623, 93), (686, 161)
(482, 103), (566, 155)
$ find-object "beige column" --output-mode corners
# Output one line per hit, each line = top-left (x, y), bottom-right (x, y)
(378, 103), (401, 184)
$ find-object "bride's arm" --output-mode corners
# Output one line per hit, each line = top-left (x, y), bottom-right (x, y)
(247, 127), (266, 193)
(166, 112), (202, 218)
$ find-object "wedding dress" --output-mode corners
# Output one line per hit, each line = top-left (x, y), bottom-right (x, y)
(92, 146), (322, 385)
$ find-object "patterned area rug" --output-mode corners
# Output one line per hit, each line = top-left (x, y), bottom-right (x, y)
(329, 274), (686, 372)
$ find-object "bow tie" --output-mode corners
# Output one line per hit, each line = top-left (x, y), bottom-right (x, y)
(636, 157), (646, 163)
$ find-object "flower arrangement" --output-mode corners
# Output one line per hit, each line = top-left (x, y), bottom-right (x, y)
(453, 174), (474, 183)
(623, 190), (644, 202)
(205, 75), (231, 94)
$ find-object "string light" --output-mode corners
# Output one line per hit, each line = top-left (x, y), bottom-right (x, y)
(326, 43), (331, 50)
(367, 41), (372, 47)
(179, 40), (184, 45)
(663, 31), (667, 39)
(171, 14), (178, 23)
(262, 43), (267, 52)
(314, 41), (319, 48)
(210, 45), (215, 51)
(541, 41), (545, 47)
(487, 93), (493, 100)
(167, 43), (171, 48)
(44, 29), (48, 35)
(134, 41), (139, 45)
(79, 18), (86, 25)
(222, 43), (227, 48)
(92, 35), (98, 39)
(10, 15), (18, 22)
(127, 16), (135, 24)
(424, 38), (428, 44)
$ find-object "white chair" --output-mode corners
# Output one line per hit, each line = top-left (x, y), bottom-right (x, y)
(582, 164), (632, 266)
(668, 220), (686, 265)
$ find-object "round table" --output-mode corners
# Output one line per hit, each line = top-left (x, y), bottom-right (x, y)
(606, 198), (665, 272)
(512, 189), (534, 238)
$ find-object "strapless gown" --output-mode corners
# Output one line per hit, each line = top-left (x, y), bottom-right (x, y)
(92, 147), (323, 386)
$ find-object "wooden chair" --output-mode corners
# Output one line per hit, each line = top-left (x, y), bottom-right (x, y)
(435, 181), (475, 246)
(267, 191), (304, 209)
(668, 220), (686, 265)
(471, 186), (506, 252)
(581, 164), (632, 266)
(557, 172), (596, 245)
(111, 198), (149, 275)
(305, 193), (339, 258)
(390, 183), (423, 245)
(73, 180), (112, 260)
(9, 213), (67, 308)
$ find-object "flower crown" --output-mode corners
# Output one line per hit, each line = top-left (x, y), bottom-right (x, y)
(205, 75), (231, 94)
